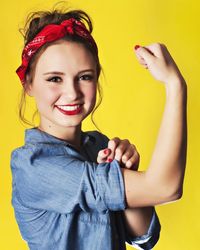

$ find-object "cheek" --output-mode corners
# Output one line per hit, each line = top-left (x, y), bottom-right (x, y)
(84, 85), (97, 103)
(34, 87), (59, 108)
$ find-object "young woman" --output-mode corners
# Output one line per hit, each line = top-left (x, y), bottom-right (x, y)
(11, 5), (187, 250)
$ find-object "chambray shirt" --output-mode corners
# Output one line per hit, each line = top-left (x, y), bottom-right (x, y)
(10, 128), (161, 250)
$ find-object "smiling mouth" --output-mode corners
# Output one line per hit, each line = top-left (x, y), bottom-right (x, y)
(57, 104), (81, 111)
(55, 104), (83, 115)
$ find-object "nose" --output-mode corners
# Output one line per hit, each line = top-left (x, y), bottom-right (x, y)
(62, 79), (81, 102)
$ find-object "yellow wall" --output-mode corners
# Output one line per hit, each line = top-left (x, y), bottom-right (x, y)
(0, 0), (199, 249)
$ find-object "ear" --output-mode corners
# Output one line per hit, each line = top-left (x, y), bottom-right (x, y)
(24, 82), (34, 97)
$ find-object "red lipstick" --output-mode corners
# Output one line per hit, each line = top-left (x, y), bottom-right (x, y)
(55, 105), (83, 116)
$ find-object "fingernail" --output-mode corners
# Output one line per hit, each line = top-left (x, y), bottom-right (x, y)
(104, 149), (109, 154)
(134, 45), (140, 50)
(107, 158), (113, 162)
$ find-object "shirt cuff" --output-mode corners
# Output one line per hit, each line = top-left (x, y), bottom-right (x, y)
(126, 209), (161, 250)
(96, 159), (126, 211)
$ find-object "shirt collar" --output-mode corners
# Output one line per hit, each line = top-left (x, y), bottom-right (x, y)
(24, 127), (95, 147)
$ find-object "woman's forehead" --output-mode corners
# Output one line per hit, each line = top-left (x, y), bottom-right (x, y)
(35, 41), (96, 73)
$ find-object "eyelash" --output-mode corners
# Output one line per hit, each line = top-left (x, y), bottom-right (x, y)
(47, 76), (62, 83)
(79, 74), (94, 81)
(46, 74), (94, 83)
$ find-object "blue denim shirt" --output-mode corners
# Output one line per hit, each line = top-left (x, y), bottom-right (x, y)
(10, 128), (161, 250)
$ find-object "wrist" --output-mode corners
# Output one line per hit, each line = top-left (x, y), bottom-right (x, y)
(165, 77), (187, 97)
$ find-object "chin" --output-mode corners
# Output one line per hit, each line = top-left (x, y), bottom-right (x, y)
(56, 118), (83, 127)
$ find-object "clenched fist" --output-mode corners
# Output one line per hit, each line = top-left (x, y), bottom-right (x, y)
(97, 137), (140, 171)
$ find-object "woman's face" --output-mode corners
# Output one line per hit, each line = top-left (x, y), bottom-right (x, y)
(26, 40), (97, 131)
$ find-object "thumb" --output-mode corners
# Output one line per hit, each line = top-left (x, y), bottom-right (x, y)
(134, 45), (155, 65)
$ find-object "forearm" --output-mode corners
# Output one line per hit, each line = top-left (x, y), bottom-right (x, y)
(147, 79), (187, 197)
(123, 206), (154, 237)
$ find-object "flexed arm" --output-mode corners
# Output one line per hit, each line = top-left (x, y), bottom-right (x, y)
(98, 43), (187, 208)
(122, 43), (187, 207)
(97, 44), (186, 249)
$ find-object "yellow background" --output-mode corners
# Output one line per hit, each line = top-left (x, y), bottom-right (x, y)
(0, 0), (199, 249)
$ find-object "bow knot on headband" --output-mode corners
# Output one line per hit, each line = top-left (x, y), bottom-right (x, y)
(16, 18), (98, 84)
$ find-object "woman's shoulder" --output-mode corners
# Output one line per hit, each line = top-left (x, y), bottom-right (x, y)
(10, 144), (38, 164)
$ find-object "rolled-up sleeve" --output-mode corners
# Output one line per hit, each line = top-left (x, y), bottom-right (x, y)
(125, 209), (161, 249)
(11, 145), (126, 214)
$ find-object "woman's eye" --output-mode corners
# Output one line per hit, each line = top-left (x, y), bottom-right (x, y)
(79, 74), (94, 81)
(47, 76), (62, 83)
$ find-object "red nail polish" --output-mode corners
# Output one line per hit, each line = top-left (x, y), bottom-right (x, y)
(104, 149), (109, 154)
(107, 158), (113, 162)
(134, 45), (140, 50)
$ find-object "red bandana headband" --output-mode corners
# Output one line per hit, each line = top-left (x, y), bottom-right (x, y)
(16, 18), (98, 84)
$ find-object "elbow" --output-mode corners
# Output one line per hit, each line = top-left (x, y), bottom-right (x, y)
(162, 186), (183, 203)
(154, 174), (185, 204)
(168, 188), (183, 201)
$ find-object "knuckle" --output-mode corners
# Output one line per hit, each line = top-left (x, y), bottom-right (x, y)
(130, 153), (135, 159)
(126, 161), (132, 168)
(130, 154), (137, 162)
(122, 155), (128, 161)
(123, 139), (130, 144)
(113, 137), (120, 142)
(109, 137), (120, 146)
(129, 145), (136, 153)
(130, 143), (136, 149)
(115, 147), (123, 155)
(108, 139), (115, 144)
(161, 43), (167, 49)
(150, 42), (158, 48)
(156, 42), (161, 47)
(108, 139), (115, 148)
(153, 43), (162, 52)
(135, 149), (139, 156)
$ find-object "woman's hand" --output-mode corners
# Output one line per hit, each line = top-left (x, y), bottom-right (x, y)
(97, 137), (140, 171)
(134, 43), (184, 85)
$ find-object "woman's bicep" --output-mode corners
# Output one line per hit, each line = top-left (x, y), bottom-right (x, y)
(121, 168), (172, 207)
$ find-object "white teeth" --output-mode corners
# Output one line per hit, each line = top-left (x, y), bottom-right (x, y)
(57, 105), (80, 111)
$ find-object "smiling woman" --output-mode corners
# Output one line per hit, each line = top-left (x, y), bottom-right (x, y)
(24, 41), (98, 144)
(18, 10), (102, 130)
(10, 2), (187, 250)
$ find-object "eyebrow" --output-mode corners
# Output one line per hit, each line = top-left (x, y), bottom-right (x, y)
(43, 69), (95, 75)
